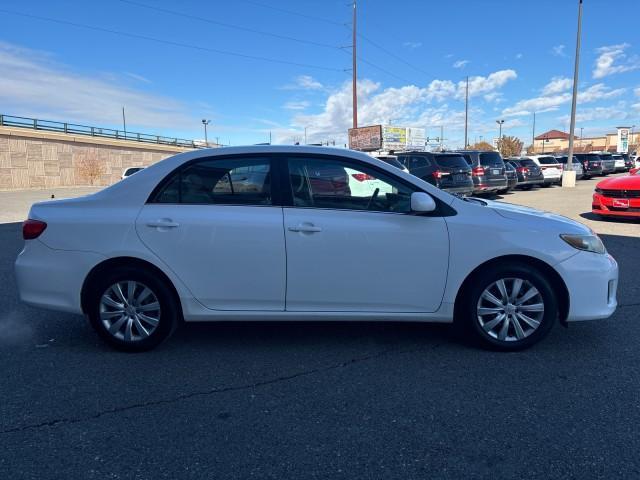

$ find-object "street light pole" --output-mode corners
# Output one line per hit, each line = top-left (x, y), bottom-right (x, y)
(496, 119), (504, 154)
(464, 76), (469, 148)
(564, 0), (583, 188)
(202, 119), (210, 147)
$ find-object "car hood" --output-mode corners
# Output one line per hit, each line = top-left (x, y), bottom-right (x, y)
(596, 174), (640, 190)
(479, 199), (590, 234)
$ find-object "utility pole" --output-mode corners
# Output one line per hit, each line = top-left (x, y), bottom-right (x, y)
(352, 0), (358, 129)
(564, 0), (583, 187)
(580, 127), (584, 148)
(202, 119), (210, 147)
(440, 125), (444, 151)
(532, 112), (536, 150)
(122, 107), (127, 138)
(304, 126), (307, 145)
(464, 76), (469, 148)
(269, 130), (272, 145)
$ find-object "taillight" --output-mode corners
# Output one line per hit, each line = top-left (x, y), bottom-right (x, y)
(516, 167), (529, 173)
(432, 170), (451, 180)
(558, 164), (564, 170)
(472, 166), (485, 176)
(351, 173), (375, 182)
(23, 219), (47, 240)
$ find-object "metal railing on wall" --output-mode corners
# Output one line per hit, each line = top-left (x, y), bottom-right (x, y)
(0, 114), (200, 149)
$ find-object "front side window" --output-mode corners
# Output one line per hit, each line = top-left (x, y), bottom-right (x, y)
(153, 157), (272, 205)
(288, 157), (414, 213)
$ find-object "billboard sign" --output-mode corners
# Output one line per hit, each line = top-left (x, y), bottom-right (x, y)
(348, 125), (382, 151)
(617, 127), (630, 153)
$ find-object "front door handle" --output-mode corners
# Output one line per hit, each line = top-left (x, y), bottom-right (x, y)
(288, 224), (322, 233)
(146, 219), (180, 228)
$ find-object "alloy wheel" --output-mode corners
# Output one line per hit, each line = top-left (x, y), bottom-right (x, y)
(99, 281), (161, 342)
(476, 277), (544, 342)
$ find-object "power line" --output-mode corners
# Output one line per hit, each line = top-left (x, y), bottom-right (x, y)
(236, 0), (345, 27)
(0, 8), (344, 72)
(358, 33), (430, 77)
(116, 0), (340, 50)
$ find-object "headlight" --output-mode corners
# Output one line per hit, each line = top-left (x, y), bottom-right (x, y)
(560, 234), (606, 254)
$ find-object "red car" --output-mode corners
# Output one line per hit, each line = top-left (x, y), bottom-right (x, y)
(592, 169), (640, 218)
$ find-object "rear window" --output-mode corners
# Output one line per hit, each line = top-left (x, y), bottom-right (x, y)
(612, 155), (623, 160)
(479, 152), (504, 166)
(555, 156), (568, 164)
(581, 155), (601, 162)
(519, 159), (537, 167)
(433, 155), (470, 169)
(537, 156), (559, 165)
(377, 157), (405, 170)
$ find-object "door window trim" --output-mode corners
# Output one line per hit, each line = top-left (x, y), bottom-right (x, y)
(146, 154), (284, 207)
(278, 153), (455, 217)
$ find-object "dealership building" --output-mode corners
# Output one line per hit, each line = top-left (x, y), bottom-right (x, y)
(533, 127), (638, 154)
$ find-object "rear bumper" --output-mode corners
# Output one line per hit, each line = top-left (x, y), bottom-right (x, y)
(555, 251), (618, 321)
(15, 240), (104, 314)
(442, 185), (474, 195)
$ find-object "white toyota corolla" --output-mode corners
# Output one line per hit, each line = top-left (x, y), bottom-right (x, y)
(15, 146), (618, 351)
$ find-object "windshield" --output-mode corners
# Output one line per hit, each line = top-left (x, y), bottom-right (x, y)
(479, 152), (504, 166)
(434, 155), (470, 169)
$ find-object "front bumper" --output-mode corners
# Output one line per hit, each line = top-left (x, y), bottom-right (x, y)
(592, 193), (640, 217)
(15, 240), (105, 314)
(555, 250), (618, 321)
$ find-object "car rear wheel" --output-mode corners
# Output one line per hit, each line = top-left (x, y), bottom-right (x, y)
(87, 267), (178, 352)
(462, 263), (557, 351)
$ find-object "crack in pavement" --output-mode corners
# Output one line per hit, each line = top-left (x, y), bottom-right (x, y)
(1, 343), (436, 435)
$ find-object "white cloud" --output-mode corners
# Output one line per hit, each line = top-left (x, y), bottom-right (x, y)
(124, 72), (151, 84)
(502, 83), (625, 117)
(552, 45), (566, 57)
(453, 59), (469, 69)
(282, 74), (324, 90)
(403, 41), (422, 49)
(541, 77), (572, 96)
(557, 102), (631, 123)
(460, 70), (517, 99)
(635, 87), (640, 97)
(483, 92), (503, 103)
(593, 43), (640, 79)
(276, 70), (518, 145)
(283, 100), (310, 111)
(0, 41), (194, 131)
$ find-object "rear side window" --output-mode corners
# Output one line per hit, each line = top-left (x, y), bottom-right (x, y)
(377, 157), (405, 170)
(433, 155), (470, 169)
(479, 152), (504, 166)
(409, 156), (431, 169)
(153, 157), (272, 205)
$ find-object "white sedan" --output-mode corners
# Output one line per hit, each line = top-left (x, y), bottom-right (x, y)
(15, 146), (618, 351)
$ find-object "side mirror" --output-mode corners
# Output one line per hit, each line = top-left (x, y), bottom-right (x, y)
(410, 192), (436, 213)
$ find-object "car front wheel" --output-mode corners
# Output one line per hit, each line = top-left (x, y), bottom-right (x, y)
(462, 264), (557, 350)
(87, 267), (179, 352)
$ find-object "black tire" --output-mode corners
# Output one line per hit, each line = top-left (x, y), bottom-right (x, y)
(87, 266), (179, 352)
(542, 183), (551, 188)
(459, 263), (557, 351)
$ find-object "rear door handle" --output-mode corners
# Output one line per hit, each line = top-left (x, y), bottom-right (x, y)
(288, 224), (322, 233)
(147, 219), (180, 228)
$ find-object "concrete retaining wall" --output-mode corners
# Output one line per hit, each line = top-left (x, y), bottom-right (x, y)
(0, 126), (195, 190)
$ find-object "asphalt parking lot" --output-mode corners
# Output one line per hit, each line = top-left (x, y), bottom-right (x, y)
(0, 178), (639, 479)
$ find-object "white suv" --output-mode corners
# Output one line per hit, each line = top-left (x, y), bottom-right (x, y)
(524, 155), (563, 187)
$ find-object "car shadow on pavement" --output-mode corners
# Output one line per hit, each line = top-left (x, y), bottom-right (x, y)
(580, 212), (640, 224)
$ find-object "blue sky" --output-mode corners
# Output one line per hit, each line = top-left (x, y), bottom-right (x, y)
(0, 0), (638, 148)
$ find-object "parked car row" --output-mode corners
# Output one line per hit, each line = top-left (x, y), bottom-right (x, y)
(375, 151), (634, 197)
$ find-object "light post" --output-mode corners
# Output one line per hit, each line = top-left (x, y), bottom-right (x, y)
(580, 127), (584, 149)
(563, 0), (583, 188)
(496, 119), (505, 153)
(202, 119), (210, 147)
